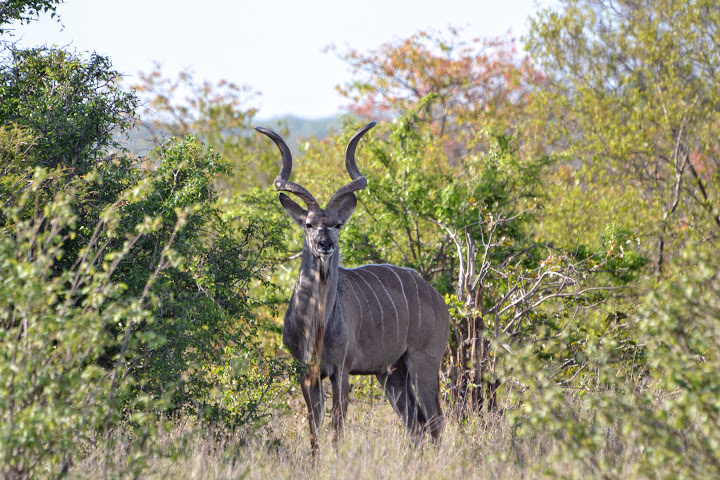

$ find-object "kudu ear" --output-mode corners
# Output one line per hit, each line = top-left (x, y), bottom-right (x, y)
(279, 193), (307, 226)
(327, 192), (357, 224)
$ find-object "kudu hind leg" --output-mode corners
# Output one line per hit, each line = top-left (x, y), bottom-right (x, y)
(406, 352), (445, 444)
(376, 361), (424, 439)
(301, 372), (325, 458)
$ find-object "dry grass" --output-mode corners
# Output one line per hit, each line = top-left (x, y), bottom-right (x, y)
(70, 382), (590, 480)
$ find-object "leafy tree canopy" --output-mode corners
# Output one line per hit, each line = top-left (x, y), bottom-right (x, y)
(526, 0), (720, 273)
(0, 47), (137, 177)
(333, 28), (543, 161)
(0, 0), (62, 35)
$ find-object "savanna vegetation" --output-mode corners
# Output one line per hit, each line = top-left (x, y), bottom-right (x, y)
(1, 0), (719, 478)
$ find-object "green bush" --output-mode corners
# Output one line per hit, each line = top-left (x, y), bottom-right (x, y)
(0, 170), (169, 478)
(0, 42), (291, 477)
(0, 46), (137, 176)
(504, 246), (720, 478)
(104, 136), (286, 416)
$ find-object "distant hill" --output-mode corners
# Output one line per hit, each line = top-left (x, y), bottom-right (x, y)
(119, 114), (346, 157)
(259, 114), (342, 139)
(255, 114), (344, 156)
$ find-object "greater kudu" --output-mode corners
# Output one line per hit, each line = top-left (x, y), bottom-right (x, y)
(255, 121), (450, 456)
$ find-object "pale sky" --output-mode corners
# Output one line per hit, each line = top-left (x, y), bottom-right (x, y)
(12, 0), (548, 119)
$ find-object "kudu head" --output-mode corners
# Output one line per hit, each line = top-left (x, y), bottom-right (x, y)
(255, 121), (377, 261)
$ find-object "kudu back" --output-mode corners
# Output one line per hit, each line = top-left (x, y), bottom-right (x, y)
(256, 121), (450, 456)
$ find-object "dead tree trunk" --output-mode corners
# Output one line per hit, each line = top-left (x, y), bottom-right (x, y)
(448, 282), (501, 417)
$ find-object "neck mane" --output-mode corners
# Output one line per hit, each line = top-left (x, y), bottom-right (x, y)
(288, 239), (339, 363)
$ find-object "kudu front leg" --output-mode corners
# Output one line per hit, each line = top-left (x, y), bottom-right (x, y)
(301, 371), (324, 459)
(330, 370), (350, 449)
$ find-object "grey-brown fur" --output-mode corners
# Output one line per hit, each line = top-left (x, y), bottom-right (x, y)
(255, 122), (450, 457)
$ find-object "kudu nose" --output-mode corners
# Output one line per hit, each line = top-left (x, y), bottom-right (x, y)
(318, 239), (333, 253)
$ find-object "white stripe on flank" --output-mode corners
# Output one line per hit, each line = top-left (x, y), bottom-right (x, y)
(348, 269), (384, 340)
(424, 280), (435, 320)
(342, 272), (373, 334)
(345, 276), (364, 320)
(408, 271), (421, 329)
(365, 269), (399, 342)
(385, 265), (409, 322)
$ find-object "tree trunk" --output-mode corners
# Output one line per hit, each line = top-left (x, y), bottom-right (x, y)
(449, 286), (501, 417)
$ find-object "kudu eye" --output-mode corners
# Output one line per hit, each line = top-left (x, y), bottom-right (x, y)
(305, 223), (313, 229)
(335, 224), (343, 229)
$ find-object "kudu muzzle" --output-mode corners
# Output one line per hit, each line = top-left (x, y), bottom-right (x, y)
(316, 231), (335, 257)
